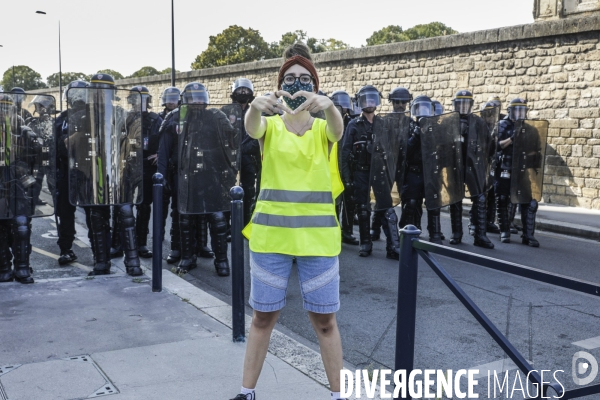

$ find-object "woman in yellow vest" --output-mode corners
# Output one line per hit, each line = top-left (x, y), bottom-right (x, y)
(230, 44), (345, 400)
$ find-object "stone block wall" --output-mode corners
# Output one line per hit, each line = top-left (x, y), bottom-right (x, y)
(39, 14), (600, 209)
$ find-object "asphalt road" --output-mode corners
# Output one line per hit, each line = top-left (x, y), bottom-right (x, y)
(23, 207), (600, 399)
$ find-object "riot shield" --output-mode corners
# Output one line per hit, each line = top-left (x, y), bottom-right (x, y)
(369, 112), (410, 210)
(178, 104), (241, 214)
(67, 88), (143, 206)
(465, 107), (499, 196)
(419, 112), (464, 210)
(511, 120), (548, 204)
(0, 93), (56, 219)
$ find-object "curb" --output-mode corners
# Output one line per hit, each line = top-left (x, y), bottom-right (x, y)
(439, 206), (600, 241)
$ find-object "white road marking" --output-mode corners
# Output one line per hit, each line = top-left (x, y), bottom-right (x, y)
(573, 336), (600, 350)
(31, 246), (92, 272)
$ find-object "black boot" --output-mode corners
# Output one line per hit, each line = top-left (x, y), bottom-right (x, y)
(110, 207), (123, 258)
(58, 250), (77, 265)
(341, 190), (358, 245)
(399, 198), (422, 231)
(473, 194), (494, 249)
(427, 210), (443, 244)
(12, 216), (34, 284)
(508, 202), (519, 234)
(384, 208), (400, 260)
(486, 190), (500, 234)
(497, 195), (511, 243)
(89, 208), (111, 276)
(136, 204), (152, 258)
(521, 200), (540, 248)
(449, 202), (463, 245)
(210, 212), (230, 277)
(370, 210), (382, 241)
(176, 214), (197, 274)
(468, 202), (476, 236)
(197, 215), (215, 258)
(0, 222), (13, 282)
(167, 207), (181, 264)
(120, 205), (143, 276)
(358, 204), (372, 257)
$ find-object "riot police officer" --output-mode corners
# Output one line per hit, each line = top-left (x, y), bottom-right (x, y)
(157, 86), (185, 263)
(330, 90), (359, 245)
(71, 73), (143, 276)
(234, 78), (260, 226)
(128, 86), (163, 258)
(10, 87), (33, 121)
(53, 81), (88, 265)
(342, 85), (399, 259)
(399, 95), (444, 243)
(495, 98), (541, 247)
(448, 90), (494, 249)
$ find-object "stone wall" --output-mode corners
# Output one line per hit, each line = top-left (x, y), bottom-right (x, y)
(40, 14), (600, 209)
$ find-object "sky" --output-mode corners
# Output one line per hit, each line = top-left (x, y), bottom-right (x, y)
(0, 0), (535, 85)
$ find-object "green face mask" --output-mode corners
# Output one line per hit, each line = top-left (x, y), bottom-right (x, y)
(281, 81), (313, 110)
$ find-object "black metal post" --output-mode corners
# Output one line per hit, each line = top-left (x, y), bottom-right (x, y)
(394, 224), (421, 399)
(152, 173), (164, 292)
(58, 20), (62, 112)
(170, 0), (175, 87)
(230, 186), (245, 342)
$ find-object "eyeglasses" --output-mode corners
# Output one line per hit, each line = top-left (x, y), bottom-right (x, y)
(282, 74), (313, 86)
(392, 100), (408, 105)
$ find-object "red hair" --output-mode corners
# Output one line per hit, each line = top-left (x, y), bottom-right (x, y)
(277, 55), (319, 92)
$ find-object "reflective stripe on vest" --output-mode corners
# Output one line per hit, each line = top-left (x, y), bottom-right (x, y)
(252, 213), (338, 228)
(258, 189), (333, 204)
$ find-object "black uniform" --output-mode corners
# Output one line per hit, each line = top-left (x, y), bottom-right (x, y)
(134, 111), (163, 256)
(336, 113), (358, 245)
(240, 107), (261, 226)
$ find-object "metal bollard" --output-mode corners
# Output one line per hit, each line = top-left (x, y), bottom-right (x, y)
(394, 224), (421, 399)
(152, 173), (164, 292)
(230, 186), (245, 342)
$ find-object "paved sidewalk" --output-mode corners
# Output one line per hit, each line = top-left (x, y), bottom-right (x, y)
(0, 260), (332, 400)
(442, 200), (600, 240)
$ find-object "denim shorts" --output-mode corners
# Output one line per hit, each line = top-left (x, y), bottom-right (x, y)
(249, 251), (340, 314)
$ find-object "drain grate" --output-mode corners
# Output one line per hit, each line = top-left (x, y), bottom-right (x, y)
(0, 355), (119, 399)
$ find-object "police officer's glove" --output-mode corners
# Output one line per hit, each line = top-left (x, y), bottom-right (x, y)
(343, 181), (354, 190)
(412, 125), (421, 136)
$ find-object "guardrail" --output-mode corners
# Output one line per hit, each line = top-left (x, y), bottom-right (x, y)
(395, 225), (600, 400)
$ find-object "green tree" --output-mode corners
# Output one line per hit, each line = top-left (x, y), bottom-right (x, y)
(403, 22), (458, 40)
(366, 25), (405, 46)
(366, 22), (458, 46)
(191, 25), (271, 69)
(128, 66), (160, 78)
(159, 67), (179, 75)
(270, 31), (350, 57)
(1, 66), (47, 91)
(95, 69), (124, 80)
(47, 72), (90, 87)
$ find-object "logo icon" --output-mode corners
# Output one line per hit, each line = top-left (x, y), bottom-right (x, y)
(98, 74), (104, 80)
(572, 351), (598, 386)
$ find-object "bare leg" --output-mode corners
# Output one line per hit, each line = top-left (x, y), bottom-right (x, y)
(308, 312), (343, 392)
(241, 310), (280, 389)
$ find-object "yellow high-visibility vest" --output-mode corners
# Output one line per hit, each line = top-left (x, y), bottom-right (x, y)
(243, 115), (341, 256)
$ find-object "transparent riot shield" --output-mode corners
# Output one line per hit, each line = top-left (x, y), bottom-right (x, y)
(511, 120), (548, 204)
(0, 93), (56, 219)
(419, 112), (464, 210)
(178, 104), (241, 215)
(67, 88), (143, 206)
(465, 108), (499, 197)
(369, 112), (410, 210)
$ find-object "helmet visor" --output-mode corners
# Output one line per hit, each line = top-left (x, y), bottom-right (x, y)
(162, 92), (180, 106)
(331, 94), (352, 110)
(509, 106), (527, 121)
(433, 102), (444, 116)
(232, 78), (254, 94)
(411, 101), (434, 118)
(453, 99), (473, 115)
(183, 89), (209, 104)
(358, 92), (380, 109)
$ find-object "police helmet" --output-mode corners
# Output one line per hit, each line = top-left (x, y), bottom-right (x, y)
(507, 98), (528, 121)
(182, 82), (209, 104)
(89, 73), (116, 89)
(388, 87), (412, 102)
(29, 95), (56, 114)
(330, 91), (352, 111)
(161, 87), (181, 107)
(0, 94), (14, 113)
(129, 85), (152, 111)
(356, 85), (381, 110)
(63, 80), (89, 104)
(10, 87), (26, 105)
(231, 78), (254, 95)
(432, 100), (444, 116)
(483, 101), (498, 111)
(410, 95), (434, 118)
(487, 95), (502, 109)
(453, 89), (474, 115)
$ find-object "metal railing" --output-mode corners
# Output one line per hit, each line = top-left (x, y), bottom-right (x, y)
(395, 224), (600, 400)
